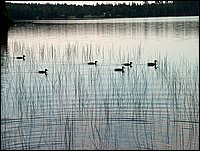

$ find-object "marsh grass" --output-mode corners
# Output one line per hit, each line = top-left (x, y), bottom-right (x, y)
(1, 41), (199, 150)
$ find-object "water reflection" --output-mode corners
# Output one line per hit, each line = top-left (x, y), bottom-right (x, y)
(6, 17), (199, 72)
(1, 17), (199, 150)
(1, 25), (10, 87)
(1, 25), (9, 56)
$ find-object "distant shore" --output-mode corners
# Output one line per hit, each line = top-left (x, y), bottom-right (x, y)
(6, 1), (199, 21)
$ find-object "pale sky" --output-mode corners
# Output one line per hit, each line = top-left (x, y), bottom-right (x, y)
(6, 1), (144, 5)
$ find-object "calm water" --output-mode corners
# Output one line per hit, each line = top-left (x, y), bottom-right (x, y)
(1, 16), (199, 150)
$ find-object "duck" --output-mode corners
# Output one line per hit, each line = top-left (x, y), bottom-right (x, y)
(147, 60), (158, 69)
(16, 55), (25, 60)
(123, 61), (133, 67)
(38, 69), (48, 74)
(88, 61), (98, 65)
(115, 66), (125, 72)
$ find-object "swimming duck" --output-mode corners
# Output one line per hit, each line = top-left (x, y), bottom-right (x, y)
(88, 61), (98, 65)
(147, 60), (158, 69)
(115, 66), (125, 72)
(16, 55), (25, 60)
(123, 61), (133, 67)
(38, 69), (48, 74)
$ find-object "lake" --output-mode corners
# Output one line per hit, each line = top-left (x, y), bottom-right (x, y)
(1, 16), (199, 150)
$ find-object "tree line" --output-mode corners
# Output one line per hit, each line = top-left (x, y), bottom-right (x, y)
(5, 1), (199, 20)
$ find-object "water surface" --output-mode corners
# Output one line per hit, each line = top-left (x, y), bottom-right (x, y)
(1, 16), (199, 150)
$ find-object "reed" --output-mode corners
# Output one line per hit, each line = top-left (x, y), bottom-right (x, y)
(1, 41), (199, 150)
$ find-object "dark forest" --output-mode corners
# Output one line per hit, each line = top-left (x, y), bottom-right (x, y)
(5, 1), (199, 20)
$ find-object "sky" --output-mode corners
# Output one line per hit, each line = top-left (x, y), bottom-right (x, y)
(6, 1), (145, 5)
